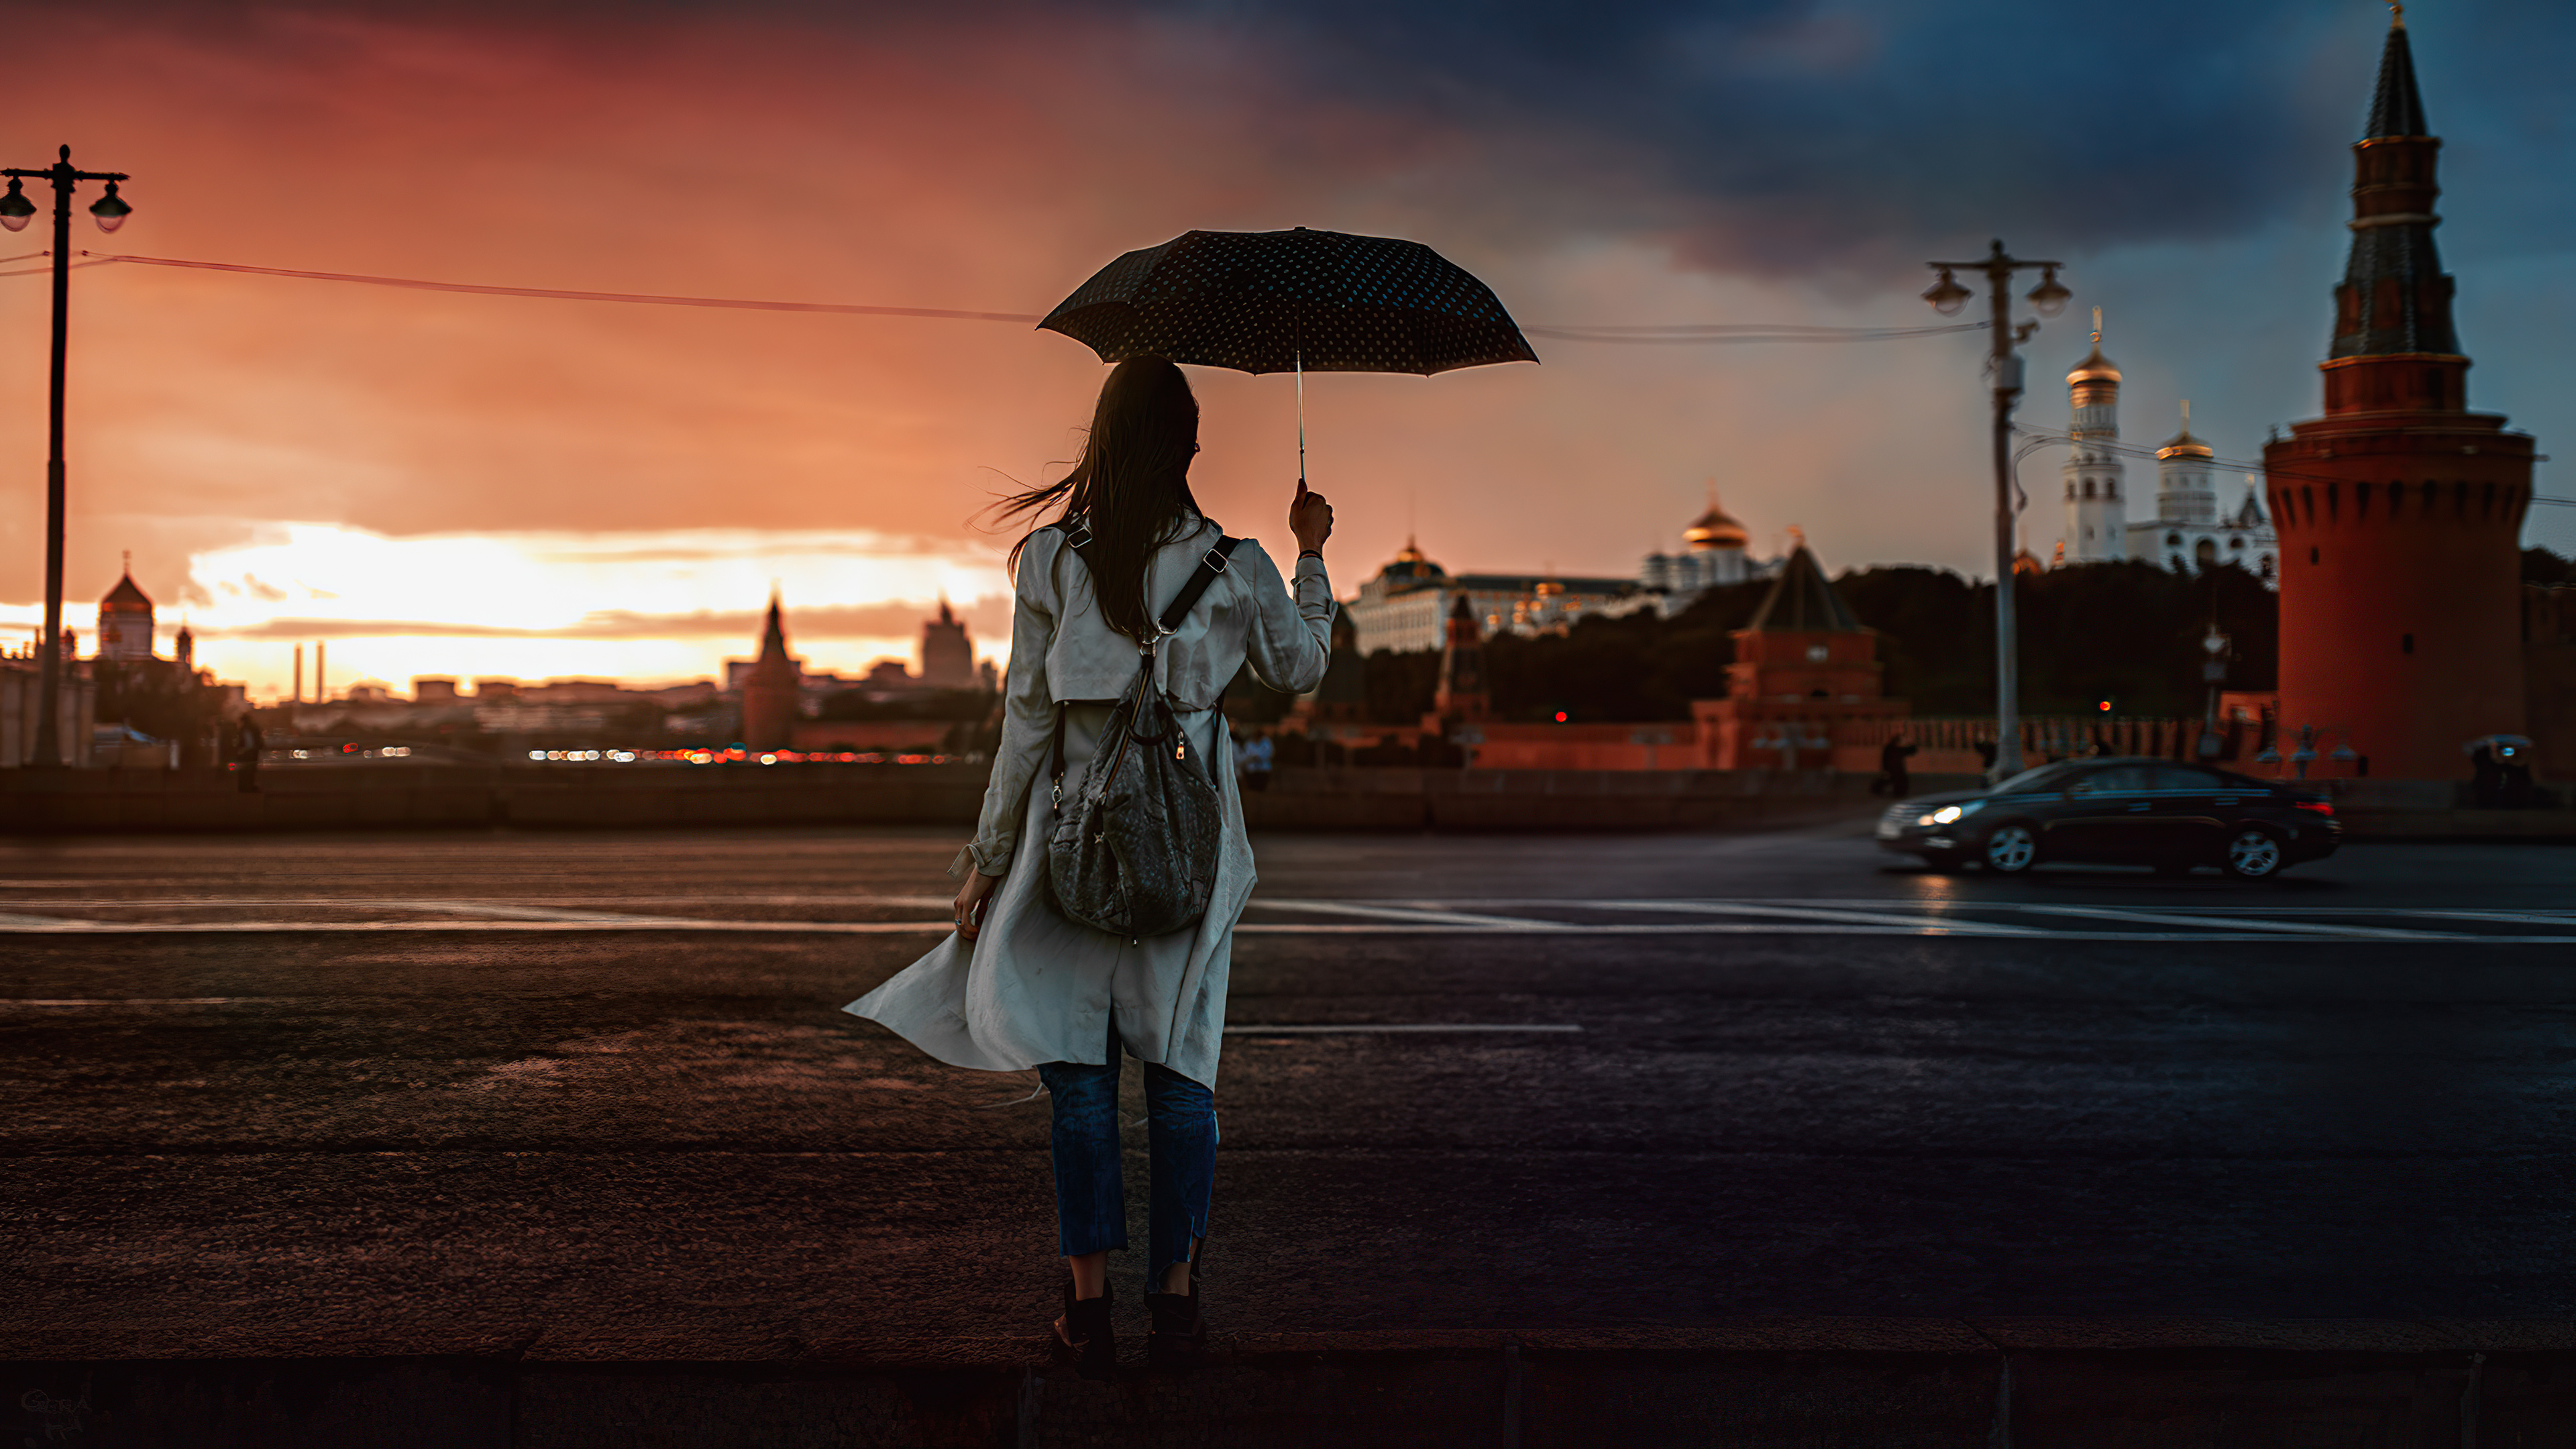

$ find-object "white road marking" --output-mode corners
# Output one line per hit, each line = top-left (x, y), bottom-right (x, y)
(0, 894), (959, 910)
(2396, 909), (2576, 928)
(1224, 1024), (1584, 1034)
(1258, 900), (1575, 930)
(0, 916), (952, 934)
(1568, 899), (2057, 937)
(2, 998), (252, 1007)
(0, 896), (2570, 944)
(0, 1000), (1585, 1032)
(2005, 904), (2447, 940)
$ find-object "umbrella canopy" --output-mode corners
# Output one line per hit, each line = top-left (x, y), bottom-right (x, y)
(1038, 227), (1538, 376)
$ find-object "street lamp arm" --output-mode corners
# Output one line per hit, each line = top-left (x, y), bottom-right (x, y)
(2012, 431), (2072, 464)
(1925, 257), (2062, 272)
(0, 168), (127, 183)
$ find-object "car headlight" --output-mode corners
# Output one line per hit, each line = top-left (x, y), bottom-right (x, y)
(1921, 801), (1986, 827)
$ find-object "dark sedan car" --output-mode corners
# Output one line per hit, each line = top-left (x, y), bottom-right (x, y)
(1875, 757), (2341, 879)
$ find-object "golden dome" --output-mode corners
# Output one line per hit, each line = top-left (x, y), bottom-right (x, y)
(2157, 400), (2212, 459)
(2066, 345), (2121, 387)
(1683, 492), (1750, 549)
(2068, 308), (2121, 387)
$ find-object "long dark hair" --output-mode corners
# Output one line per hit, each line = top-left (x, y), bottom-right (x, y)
(998, 356), (1206, 641)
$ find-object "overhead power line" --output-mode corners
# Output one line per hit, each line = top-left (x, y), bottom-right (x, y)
(76, 251), (1048, 323)
(0, 248), (1998, 343)
(9, 251), (2564, 499)
(1524, 322), (1990, 343)
(2016, 425), (2571, 507)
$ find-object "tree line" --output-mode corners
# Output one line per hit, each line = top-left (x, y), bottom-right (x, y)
(1236, 557), (2308, 725)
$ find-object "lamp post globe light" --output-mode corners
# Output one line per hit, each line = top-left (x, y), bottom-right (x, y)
(1, 146), (133, 767)
(1923, 239), (2067, 780)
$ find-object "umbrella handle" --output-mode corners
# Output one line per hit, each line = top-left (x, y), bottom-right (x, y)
(1295, 350), (1305, 487)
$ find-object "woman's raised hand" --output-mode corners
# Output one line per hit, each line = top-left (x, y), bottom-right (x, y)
(1289, 478), (1334, 555)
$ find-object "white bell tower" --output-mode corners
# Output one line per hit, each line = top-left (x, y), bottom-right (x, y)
(2060, 309), (2128, 564)
(2154, 400), (2218, 525)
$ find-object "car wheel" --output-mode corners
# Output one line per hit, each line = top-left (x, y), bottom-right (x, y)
(2221, 828), (2284, 879)
(1981, 823), (2039, 875)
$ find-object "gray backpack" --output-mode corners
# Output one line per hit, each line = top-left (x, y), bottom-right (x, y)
(1043, 521), (1242, 943)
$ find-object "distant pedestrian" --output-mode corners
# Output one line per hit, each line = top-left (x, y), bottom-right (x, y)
(232, 714), (264, 794)
(843, 358), (1336, 1381)
(1875, 735), (1916, 798)
(2470, 745), (2500, 808)
(1973, 739), (1998, 777)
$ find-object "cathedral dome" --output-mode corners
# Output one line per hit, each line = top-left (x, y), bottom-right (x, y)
(1375, 537), (1447, 586)
(1683, 496), (1749, 550)
(2157, 400), (2214, 460)
(101, 570), (152, 612)
(2066, 345), (2122, 387)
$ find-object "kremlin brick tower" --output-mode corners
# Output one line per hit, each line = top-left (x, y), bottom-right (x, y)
(2263, 11), (2535, 780)
(740, 589), (801, 751)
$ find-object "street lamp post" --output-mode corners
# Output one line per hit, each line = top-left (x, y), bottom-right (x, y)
(1923, 239), (2068, 781)
(1, 146), (132, 768)
(2198, 627), (2231, 760)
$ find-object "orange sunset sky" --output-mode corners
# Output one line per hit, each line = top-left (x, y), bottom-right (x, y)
(2, 1), (2569, 700)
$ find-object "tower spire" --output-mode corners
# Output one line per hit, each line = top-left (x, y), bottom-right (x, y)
(2365, 7), (2428, 138)
(2328, 5), (2457, 407)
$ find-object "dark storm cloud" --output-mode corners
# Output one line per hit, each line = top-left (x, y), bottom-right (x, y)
(1179, 0), (2341, 270)
(777, 0), (2570, 272)
(62, 0), (2576, 276)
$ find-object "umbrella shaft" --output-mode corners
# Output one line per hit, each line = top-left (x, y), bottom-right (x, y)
(1296, 350), (1305, 486)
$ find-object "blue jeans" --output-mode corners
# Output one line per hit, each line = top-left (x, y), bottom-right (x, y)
(1036, 1033), (1215, 1291)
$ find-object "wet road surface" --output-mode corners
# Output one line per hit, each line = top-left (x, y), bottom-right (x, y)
(3, 825), (2573, 1360)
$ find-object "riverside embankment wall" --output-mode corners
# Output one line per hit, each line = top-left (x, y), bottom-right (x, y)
(1, 763), (2565, 838)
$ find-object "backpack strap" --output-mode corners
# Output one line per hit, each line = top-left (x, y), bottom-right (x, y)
(1044, 518), (1239, 639)
(1042, 519), (1088, 808)
(1157, 535), (1242, 636)
(1042, 523), (1242, 808)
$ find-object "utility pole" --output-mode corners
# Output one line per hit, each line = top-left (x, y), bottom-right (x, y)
(0, 146), (133, 767)
(1923, 241), (2068, 781)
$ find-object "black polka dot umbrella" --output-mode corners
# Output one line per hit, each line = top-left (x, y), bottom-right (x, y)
(1040, 227), (1538, 479)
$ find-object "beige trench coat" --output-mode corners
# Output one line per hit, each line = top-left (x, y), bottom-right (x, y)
(844, 515), (1334, 1088)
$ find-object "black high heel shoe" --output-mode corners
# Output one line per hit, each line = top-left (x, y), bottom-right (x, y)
(1145, 1248), (1205, 1373)
(1052, 1278), (1116, 1381)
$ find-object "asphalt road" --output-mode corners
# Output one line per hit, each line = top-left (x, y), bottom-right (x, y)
(3, 824), (2573, 1362)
